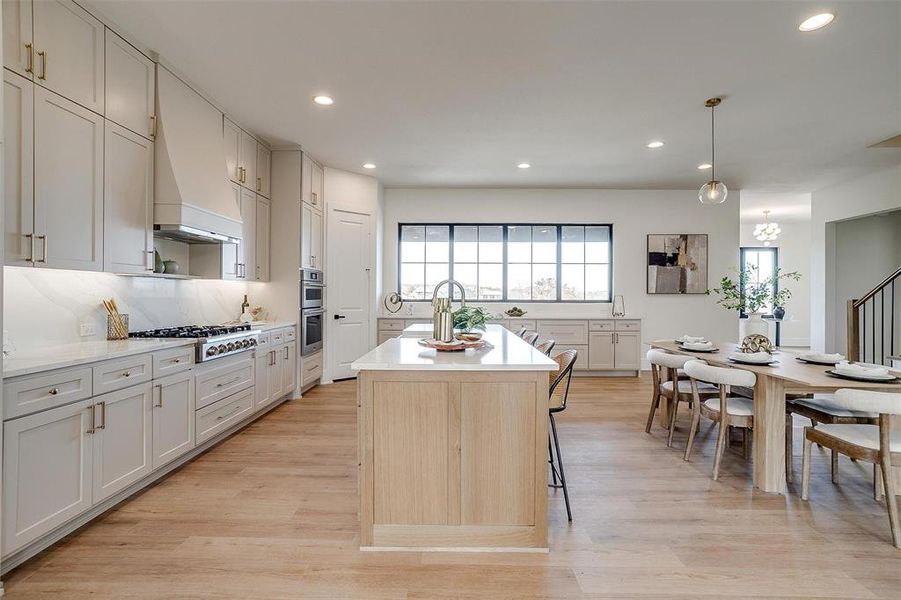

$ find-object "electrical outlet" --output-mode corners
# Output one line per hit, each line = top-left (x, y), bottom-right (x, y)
(405, 303), (414, 316)
(79, 323), (96, 337)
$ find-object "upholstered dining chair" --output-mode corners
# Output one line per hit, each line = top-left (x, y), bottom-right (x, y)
(801, 389), (901, 548)
(522, 330), (539, 346)
(785, 394), (877, 483)
(645, 350), (719, 448)
(683, 360), (757, 480)
(535, 338), (556, 356)
(548, 349), (578, 522)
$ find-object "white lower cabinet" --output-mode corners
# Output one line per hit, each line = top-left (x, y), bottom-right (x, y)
(588, 332), (615, 370)
(254, 349), (274, 412)
(3, 398), (94, 555)
(195, 387), (254, 444)
(92, 382), (153, 503)
(268, 346), (285, 402)
(614, 332), (641, 370)
(152, 370), (195, 470)
(283, 343), (297, 394)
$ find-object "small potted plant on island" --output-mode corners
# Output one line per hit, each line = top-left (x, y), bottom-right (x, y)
(452, 306), (495, 341)
(707, 266), (801, 339)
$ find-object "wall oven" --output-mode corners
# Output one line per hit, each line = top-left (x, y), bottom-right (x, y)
(301, 308), (324, 356)
(300, 268), (324, 310)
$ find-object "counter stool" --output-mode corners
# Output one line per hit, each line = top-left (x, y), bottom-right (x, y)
(548, 349), (578, 522)
(683, 360), (757, 480)
(645, 350), (718, 448)
(535, 339), (556, 356)
(522, 331), (539, 346)
(801, 389), (901, 548)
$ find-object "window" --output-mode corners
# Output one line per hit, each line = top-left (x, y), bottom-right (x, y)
(740, 247), (778, 315)
(398, 223), (613, 302)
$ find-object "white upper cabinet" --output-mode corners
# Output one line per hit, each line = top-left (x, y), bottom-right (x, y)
(301, 152), (323, 208)
(239, 130), (257, 190)
(105, 29), (155, 139)
(32, 0), (105, 113)
(221, 182), (241, 279)
(310, 208), (322, 270)
(256, 144), (271, 198)
(33, 86), (103, 271)
(3, 69), (35, 267)
(3, 0), (35, 79)
(301, 202), (312, 269)
(104, 121), (153, 275)
(310, 159), (323, 208)
(255, 196), (270, 281)
(224, 117), (240, 184)
(238, 187), (256, 280)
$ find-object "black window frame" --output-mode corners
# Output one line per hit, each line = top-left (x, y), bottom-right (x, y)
(740, 246), (781, 345)
(397, 223), (614, 303)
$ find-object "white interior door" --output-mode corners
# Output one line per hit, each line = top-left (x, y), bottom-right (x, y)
(327, 207), (371, 380)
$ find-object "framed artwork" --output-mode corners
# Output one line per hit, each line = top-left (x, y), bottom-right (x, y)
(647, 234), (708, 294)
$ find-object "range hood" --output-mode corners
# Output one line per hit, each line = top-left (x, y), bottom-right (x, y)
(154, 66), (242, 244)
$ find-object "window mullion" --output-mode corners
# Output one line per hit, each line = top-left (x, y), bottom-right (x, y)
(502, 226), (508, 302)
(556, 225), (562, 301)
(448, 225), (455, 300)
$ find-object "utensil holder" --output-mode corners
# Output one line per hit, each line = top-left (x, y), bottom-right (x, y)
(107, 314), (129, 340)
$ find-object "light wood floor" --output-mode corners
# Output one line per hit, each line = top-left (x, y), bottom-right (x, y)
(4, 376), (900, 599)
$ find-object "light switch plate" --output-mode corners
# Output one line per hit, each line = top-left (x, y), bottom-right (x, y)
(79, 323), (96, 337)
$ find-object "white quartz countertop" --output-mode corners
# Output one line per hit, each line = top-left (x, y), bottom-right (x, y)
(352, 324), (558, 372)
(3, 339), (197, 379)
(250, 321), (296, 332)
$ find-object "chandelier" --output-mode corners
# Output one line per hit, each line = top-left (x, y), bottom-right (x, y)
(753, 210), (780, 246)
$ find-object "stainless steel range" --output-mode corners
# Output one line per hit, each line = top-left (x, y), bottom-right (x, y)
(129, 324), (260, 362)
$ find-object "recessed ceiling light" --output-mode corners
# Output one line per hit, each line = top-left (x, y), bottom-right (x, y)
(799, 13), (834, 32)
(313, 95), (334, 106)
(646, 141), (665, 149)
(698, 163), (712, 170)
(517, 163), (531, 169)
(362, 163), (376, 169)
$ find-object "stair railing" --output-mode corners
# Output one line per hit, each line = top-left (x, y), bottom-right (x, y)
(847, 266), (901, 365)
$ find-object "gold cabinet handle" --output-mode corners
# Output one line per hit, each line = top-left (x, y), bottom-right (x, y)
(216, 405), (241, 421)
(146, 249), (154, 271)
(24, 43), (33, 74)
(48, 387), (59, 395)
(256, 177), (261, 192)
(284, 346), (289, 360)
(24, 233), (34, 262)
(123, 370), (131, 378)
(154, 384), (163, 408)
(37, 50), (46, 80)
(149, 115), (156, 138)
(87, 405), (96, 434)
(36, 234), (47, 263)
(97, 401), (106, 429)
(311, 191), (318, 205)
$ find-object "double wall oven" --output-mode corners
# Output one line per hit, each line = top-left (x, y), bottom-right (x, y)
(300, 268), (324, 356)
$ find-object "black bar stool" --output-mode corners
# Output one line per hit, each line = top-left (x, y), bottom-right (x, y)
(548, 349), (578, 522)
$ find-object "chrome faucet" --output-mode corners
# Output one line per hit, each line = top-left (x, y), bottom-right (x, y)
(431, 279), (466, 342)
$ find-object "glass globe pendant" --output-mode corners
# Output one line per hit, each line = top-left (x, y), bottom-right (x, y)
(698, 97), (727, 205)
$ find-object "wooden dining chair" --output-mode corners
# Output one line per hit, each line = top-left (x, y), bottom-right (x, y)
(522, 330), (539, 346)
(535, 338), (556, 356)
(801, 389), (901, 548)
(785, 394), (877, 483)
(683, 360), (757, 480)
(548, 349), (578, 522)
(645, 350), (719, 448)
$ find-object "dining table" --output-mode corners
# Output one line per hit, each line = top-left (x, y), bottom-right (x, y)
(650, 340), (901, 494)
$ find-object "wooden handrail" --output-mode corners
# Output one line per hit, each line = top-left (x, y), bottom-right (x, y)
(851, 266), (901, 308)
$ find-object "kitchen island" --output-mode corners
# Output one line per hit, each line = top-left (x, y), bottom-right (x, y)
(351, 324), (558, 551)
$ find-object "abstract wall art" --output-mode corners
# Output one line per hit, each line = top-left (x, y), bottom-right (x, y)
(647, 234), (708, 294)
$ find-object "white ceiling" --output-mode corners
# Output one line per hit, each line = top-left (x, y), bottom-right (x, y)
(89, 0), (901, 191)
(740, 191), (811, 222)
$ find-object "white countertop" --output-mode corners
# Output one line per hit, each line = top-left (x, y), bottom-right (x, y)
(352, 324), (557, 372)
(3, 339), (197, 379)
(250, 321), (296, 332)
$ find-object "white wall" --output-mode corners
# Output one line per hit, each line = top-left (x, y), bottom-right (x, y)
(3, 267), (254, 352)
(810, 165), (901, 351)
(829, 210), (901, 356)
(382, 187), (740, 352)
(739, 218), (811, 347)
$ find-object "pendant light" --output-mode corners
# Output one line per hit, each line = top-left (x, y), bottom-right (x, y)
(753, 210), (781, 246)
(699, 97), (727, 205)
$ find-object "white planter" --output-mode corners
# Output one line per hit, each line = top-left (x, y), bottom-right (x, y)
(740, 313), (770, 339)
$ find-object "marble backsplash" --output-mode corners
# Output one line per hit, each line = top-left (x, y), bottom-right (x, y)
(3, 267), (271, 353)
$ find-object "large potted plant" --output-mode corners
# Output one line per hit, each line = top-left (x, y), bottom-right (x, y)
(708, 266), (801, 337)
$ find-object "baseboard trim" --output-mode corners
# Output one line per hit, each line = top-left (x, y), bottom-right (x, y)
(0, 394), (292, 575)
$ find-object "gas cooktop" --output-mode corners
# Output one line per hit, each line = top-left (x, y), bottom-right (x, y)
(129, 324), (259, 362)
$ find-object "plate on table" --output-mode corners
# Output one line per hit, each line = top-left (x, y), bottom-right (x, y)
(728, 354), (778, 366)
(681, 345), (719, 353)
(825, 369), (900, 383)
(796, 356), (843, 366)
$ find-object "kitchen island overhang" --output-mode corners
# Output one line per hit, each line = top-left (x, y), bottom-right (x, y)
(352, 325), (558, 552)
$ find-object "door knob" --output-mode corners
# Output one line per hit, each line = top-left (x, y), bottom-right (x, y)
(334, 314), (346, 320)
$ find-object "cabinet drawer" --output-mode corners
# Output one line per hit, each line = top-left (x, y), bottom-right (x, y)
(93, 354), (153, 396)
(507, 319), (537, 332)
(256, 332), (271, 348)
(615, 320), (641, 332)
(378, 332), (399, 344)
(379, 319), (406, 331)
(152, 345), (195, 378)
(195, 354), (254, 410)
(3, 366), (93, 419)
(536, 320), (589, 345)
(284, 327), (296, 342)
(553, 344), (589, 370)
(589, 320), (614, 332)
(269, 329), (285, 345)
(195, 388), (254, 444)
(302, 353), (323, 386)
